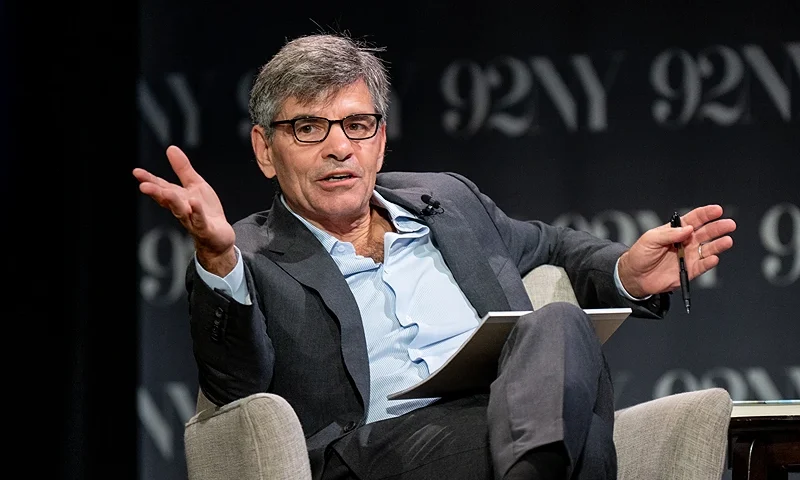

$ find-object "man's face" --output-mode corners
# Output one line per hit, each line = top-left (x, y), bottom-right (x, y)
(253, 80), (386, 227)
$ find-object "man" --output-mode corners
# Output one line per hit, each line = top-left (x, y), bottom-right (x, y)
(133, 33), (736, 480)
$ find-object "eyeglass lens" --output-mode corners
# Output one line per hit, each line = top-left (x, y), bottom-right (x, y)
(294, 114), (379, 142)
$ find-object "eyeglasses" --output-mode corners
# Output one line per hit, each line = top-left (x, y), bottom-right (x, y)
(269, 113), (383, 143)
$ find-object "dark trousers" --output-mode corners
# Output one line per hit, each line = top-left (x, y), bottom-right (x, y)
(322, 302), (616, 480)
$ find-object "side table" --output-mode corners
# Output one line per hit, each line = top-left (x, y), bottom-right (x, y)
(729, 400), (800, 480)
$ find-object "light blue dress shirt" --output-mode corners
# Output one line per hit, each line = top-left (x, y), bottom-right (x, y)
(280, 192), (482, 422)
(195, 191), (645, 423)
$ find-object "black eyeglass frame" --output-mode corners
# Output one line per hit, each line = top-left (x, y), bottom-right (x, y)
(269, 113), (384, 143)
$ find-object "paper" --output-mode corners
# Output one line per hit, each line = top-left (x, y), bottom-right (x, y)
(387, 307), (631, 401)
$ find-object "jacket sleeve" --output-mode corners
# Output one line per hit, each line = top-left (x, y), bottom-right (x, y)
(446, 172), (670, 318)
(186, 258), (275, 406)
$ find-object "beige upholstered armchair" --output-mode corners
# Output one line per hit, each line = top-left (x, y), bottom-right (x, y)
(184, 265), (733, 480)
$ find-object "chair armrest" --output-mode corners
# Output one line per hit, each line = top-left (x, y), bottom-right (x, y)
(613, 387), (732, 480)
(184, 392), (312, 480)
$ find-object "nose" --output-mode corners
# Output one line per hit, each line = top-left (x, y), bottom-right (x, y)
(321, 121), (354, 161)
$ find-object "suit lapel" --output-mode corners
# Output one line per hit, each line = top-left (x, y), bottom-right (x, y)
(376, 186), (512, 317)
(260, 181), (513, 409)
(263, 199), (370, 409)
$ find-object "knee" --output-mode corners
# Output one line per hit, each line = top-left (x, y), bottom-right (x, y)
(515, 302), (598, 354)
(521, 302), (592, 334)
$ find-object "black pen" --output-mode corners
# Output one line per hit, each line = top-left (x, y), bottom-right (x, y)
(670, 211), (691, 313)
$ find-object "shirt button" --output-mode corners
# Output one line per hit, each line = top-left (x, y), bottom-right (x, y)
(336, 245), (346, 253)
(342, 421), (357, 433)
(214, 307), (224, 318)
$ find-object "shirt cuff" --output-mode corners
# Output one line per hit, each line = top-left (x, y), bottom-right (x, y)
(614, 257), (652, 302)
(194, 246), (252, 305)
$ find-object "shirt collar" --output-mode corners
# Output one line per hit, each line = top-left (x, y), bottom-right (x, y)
(280, 190), (426, 253)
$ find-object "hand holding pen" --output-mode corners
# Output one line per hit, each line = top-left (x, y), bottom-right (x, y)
(616, 205), (737, 304)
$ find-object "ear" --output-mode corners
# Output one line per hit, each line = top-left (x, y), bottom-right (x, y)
(376, 123), (387, 172)
(251, 125), (277, 178)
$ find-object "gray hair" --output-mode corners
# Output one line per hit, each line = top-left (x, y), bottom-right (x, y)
(249, 33), (390, 139)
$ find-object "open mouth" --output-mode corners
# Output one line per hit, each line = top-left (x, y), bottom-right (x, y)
(322, 173), (355, 182)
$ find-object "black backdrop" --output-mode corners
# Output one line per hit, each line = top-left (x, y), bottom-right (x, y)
(27, 1), (799, 479)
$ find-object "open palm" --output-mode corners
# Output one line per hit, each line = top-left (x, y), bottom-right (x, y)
(133, 145), (236, 257)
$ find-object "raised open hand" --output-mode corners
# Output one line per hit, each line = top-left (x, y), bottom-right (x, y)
(618, 205), (736, 298)
(133, 145), (236, 275)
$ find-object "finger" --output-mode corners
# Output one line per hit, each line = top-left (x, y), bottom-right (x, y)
(692, 255), (720, 280)
(681, 205), (724, 228)
(137, 181), (178, 208)
(139, 181), (192, 218)
(161, 187), (192, 218)
(166, 145), (204, 187)
(133, 168), (176, 190)
(138, 177), (180, 202)
(692, 218), (737, 245)
(137, 180), (163, 198)
(132, 167), (153, 182)
(650, 223), (694, 246)
(695, 236), (734, 260)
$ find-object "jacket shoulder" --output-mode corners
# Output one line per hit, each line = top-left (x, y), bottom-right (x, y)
(376, 171), (478, 192)
(231, 210), (273, 253)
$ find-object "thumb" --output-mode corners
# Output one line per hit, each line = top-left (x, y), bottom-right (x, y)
(652, 224), (694, 246)
(167, 145), (203, 187)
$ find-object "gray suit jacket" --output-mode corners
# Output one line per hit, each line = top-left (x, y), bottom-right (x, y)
(186, 171), (669, 469)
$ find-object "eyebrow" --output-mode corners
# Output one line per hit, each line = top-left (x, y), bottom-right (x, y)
(283, 113), (320, 121)
(284, 112), (376, 121)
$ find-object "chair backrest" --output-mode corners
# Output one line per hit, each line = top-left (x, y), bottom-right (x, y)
(522, 264), (579, 308)
(197, 389), (215, 413)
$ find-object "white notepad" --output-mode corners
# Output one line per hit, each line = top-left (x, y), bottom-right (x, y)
(387, 308), (631, 400)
